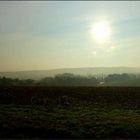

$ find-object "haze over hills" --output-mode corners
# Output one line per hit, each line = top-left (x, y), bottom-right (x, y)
(0, 67), (140, 80)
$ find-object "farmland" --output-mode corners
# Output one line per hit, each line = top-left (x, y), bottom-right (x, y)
(0, 86), (140, 138)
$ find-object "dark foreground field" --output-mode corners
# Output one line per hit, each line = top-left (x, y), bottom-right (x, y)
(0, 86), (140, 139)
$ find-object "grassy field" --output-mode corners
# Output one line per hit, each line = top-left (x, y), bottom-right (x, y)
(0, 86), (140, 138)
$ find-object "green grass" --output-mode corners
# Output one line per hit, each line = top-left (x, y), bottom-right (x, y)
(0, 86), (140, 138)
(0, 104), (140, 138)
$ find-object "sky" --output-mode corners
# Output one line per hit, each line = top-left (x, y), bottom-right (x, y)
(0, 1), (140, 72)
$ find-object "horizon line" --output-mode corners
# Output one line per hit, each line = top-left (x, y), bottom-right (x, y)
(0, 66), (140, 73)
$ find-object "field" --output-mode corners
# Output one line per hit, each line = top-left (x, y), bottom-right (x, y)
(0, 86), (140, 138)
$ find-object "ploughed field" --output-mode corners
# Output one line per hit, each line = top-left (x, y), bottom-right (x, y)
(0, 86), (140, 138)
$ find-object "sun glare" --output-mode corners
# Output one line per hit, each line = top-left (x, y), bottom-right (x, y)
(91, 21), (111, 43)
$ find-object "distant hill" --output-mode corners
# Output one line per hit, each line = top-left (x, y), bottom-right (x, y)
(0, 67), (140, 80)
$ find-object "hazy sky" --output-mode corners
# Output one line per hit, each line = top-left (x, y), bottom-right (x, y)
(0, 1), (140, 71)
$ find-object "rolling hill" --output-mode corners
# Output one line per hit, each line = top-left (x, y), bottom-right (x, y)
(0, 67), (140, 80)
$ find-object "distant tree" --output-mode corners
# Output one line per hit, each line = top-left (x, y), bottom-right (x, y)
(39, 73), (99, 86)
(0, 74), (99, 86)
(0, 77), (13, 86)
(38, 77), (55, 86)
(21, 79), (35, 85)
(105, 73), (130, 82)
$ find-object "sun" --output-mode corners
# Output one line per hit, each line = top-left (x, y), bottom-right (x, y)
(90, 21), (111, 43)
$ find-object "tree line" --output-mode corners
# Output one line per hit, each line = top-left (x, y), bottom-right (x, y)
(0, 73), (140, 86)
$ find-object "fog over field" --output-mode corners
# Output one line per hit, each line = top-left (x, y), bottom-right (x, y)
(0, 67), (140, 80)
